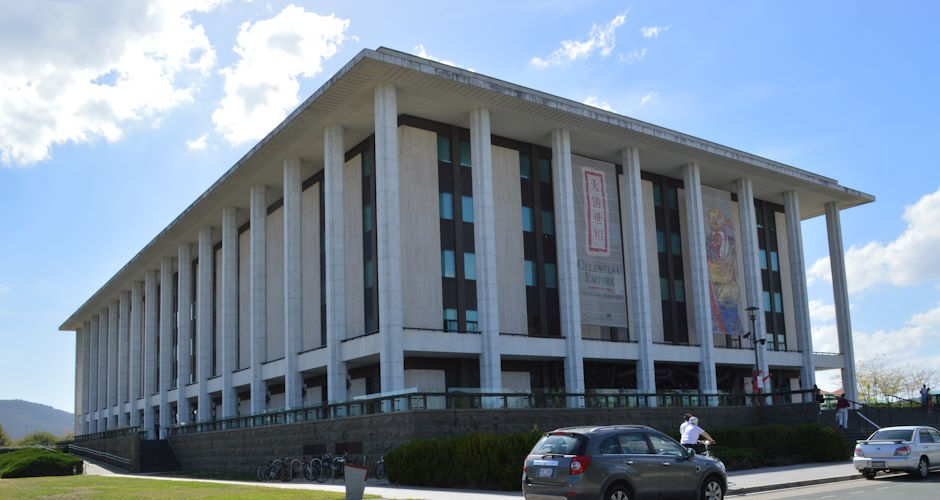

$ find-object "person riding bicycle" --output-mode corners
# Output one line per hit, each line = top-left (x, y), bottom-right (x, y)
(679, 416), (716, 453)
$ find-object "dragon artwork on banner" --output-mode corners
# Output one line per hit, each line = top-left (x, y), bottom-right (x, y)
(704, 202), (743, 335)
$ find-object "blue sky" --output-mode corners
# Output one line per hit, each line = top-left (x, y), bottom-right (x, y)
(1, 1), (938, 412)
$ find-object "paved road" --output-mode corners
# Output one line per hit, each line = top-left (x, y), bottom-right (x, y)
(731, 472), (940, 499)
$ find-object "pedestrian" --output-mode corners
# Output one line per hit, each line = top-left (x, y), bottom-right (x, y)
(680, 416), (716, 453)
(921, 384), (928, 410)
(813, 384), (824, 414)
(835, 394), (850, 430)
(679, 413), (692, 436)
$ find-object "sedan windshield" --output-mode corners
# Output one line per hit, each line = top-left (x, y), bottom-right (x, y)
(869, 429), (914, 441)
(531, 433), (587, 456)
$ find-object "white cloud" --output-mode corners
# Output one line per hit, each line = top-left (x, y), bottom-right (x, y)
(211, 5), (350, 145)
(186, 133), (208, 151)
(0, 0), (222, 166)
(618, 48), (647, 64)
(583, 96), (615, 112)
(530, 11), (628, 68)
(809, 299), (835, 323)
(641, 26), (670, 39)
(639, 91), (657, 107)
(412, 44), (474, 72)
(808, 186), (940, 294)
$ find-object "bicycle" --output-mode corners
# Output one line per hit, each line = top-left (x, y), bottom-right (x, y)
(330, 451), (349, 481)
(315, 452), (333, 483)
(373, 454), (385, 480)
(291, 455), (320, 482)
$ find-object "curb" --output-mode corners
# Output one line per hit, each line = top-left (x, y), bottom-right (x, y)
(728, 473), (862, 495)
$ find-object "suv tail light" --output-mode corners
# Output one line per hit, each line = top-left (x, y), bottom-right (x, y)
(569, 455), (591, 475)
(854, 445), (864, 457)
(894, 445), (911, 456)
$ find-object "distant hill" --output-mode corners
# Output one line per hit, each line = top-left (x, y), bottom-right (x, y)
(0, 400), (73, 441)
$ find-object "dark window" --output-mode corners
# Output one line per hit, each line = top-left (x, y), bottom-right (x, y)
(755, 199), (787, 351)
(648, 174), (688, 344)
(356, 141), (379, 335)
(518, 148), (560, 337)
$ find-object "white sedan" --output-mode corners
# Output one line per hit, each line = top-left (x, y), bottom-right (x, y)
(853, 426), (940, 479)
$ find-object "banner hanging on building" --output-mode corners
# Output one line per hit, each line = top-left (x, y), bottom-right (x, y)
(701, 185), (744, 335)
(572, 155), (627, 328)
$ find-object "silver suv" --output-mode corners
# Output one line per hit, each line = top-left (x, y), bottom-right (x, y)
(522, 425), (726, 500)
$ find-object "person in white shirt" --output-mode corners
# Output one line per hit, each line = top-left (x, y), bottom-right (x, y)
(679, 413), (692, 436)
(680, 416), (716, 451)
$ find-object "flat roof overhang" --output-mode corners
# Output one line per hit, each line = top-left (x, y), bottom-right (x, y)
(59, 47), (874, 332)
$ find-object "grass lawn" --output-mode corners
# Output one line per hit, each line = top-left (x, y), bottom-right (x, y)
(0, 475), (375, 499)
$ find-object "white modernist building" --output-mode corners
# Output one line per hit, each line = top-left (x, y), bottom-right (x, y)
(62, 48), (871, 438)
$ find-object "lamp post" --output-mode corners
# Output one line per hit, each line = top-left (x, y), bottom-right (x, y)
(743, 306), (765, 402)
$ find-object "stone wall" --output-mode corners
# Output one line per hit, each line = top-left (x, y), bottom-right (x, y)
(73, 434), (141, 472)
(167, 403), (818, 475)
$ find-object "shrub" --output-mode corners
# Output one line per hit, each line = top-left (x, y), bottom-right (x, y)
(712, 447), (763, 470)
(16, 431), (62, 447)
(0, 448), (83, 478)
(710, 424), (851, 465)
(387, 428), (542, 490)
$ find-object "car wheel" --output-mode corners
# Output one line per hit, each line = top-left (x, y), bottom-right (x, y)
(863, 470), (877, 480)
(606, 485), (632, 500)
(701, 476), (724, 500)
(916, 457), (929, 479)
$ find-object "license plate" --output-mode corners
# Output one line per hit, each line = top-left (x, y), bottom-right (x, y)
(871, 461), (885, 468)
(537, 467), (555, 478)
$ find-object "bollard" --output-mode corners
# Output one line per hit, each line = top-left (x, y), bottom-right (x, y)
(344, 463), (369, 500)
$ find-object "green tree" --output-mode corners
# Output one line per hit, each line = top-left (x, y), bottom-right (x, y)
(0, 423), (10, 447)
(15, 431), (60, 447)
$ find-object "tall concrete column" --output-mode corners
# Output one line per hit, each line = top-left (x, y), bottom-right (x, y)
(283, 159), (303, 409)
(825, 202), (858, 404)
(118, 290), (130, 427)
(250, 185), (267, 414)
(177, 243), (193, 423)
(736, 177), (770, 392)
(374, 83), (404, 393)
(197, 226), (214, 422)
(551, 128), (585, 400)
(82, 320), (91, 433)
(324, 124), (348, 402)
(143, 270), (158, 438)
(221, 208), (239, 418)
(88, 315), (98, 432)
(98, 307), (109, 430)
(129, 281), (143, 428)
(621, 147), (656, 398)
(159, 257), (174, 436)
(108, 301), (118, 426)
(682, 163), (717, 394)
(74, 330), (82, 435)
(784, 191), (816, 400)
(470, 108), (502, 390)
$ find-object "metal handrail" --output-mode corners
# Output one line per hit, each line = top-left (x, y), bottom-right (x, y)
(68, 443), (132, 471)
(74, 426), (141, 442)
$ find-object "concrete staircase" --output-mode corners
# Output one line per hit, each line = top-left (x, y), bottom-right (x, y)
(140, 440), (181, 473)
(820, 406), (940, 444)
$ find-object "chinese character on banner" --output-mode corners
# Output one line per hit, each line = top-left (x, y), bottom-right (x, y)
(584, 169), (609, 255)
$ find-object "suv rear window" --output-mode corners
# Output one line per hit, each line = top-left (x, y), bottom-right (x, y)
(531, 433), (588, 456)
(869, 429), (914, 441)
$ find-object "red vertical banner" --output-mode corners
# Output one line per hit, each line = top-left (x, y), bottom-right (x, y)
(584, 169), (609, 255)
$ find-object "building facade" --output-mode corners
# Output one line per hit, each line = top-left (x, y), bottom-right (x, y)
(62, 48), (871, 438)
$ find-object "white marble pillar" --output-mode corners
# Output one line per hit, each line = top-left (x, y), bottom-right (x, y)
(177, 243), (193, 423)
(621, 147), (656, 398)
(283, 159), (303, 409)
(197, 226), (214, 422)
(682, 163), (717, 394)
(74, 329), (82, 435)
(98, 307), (109, 430)
(221, 208), (239, 418)
(374, 83), (404, 393)
(159, 257), (175, 436)
(825, 202), (858, 404)
(736, 177), (770, 392)
(143, 270), (158, 438)
(551, 128), (585, 401)
(250, 185), (267, 414)
(118, 291), (130, 427)
(82, 320), (92, 433)
(784, 191), (816, 400)
(469, 108), (502, 390)
(324, 124), (348, 403)
(108, 301), (118, 427)
(129, 281), (143, 428)
(89, 315), (99, 432)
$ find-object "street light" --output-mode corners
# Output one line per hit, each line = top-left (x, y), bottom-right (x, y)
(742, 305), (766, 400)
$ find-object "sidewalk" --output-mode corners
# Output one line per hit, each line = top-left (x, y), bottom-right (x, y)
(83, 459), (863, 498)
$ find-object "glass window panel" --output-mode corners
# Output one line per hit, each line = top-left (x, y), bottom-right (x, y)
(756, 205), (764, 229)
(462, 196), (474, 223)
(774, 292), (783, 312)
(442, 250), (456, 278)
(520, 154), (531, 179)
(437, 135), (451, 163)
(522, 206), (535, 232)
(542, 210), (554, 235)
(657, 231), (666, 253)
(770, 251), (779, 272)
(464, 253), (476, 281)
(539, 158), (551, 183)
(362, 150), (372, 177)
(667, 188), (678, 210)
(525, 260), (537, 286)
(759, 249), (768, 270)
(545, 263), (558, 289)
(466, 310), (479, 332)
(444, 308), (458, 331)
(763, 291), (772, 311)
(648, 433), (686, 456)
(653, 185), (663, 206)
(363, 205), (372, 231)
(439, 192), (454, 220)
(674, 280), (685, 302)
(671, 233), (681, 256)
(460, 140), (471, 167)
(364, 259), (373, 288)
(660, 278), (669, 299)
